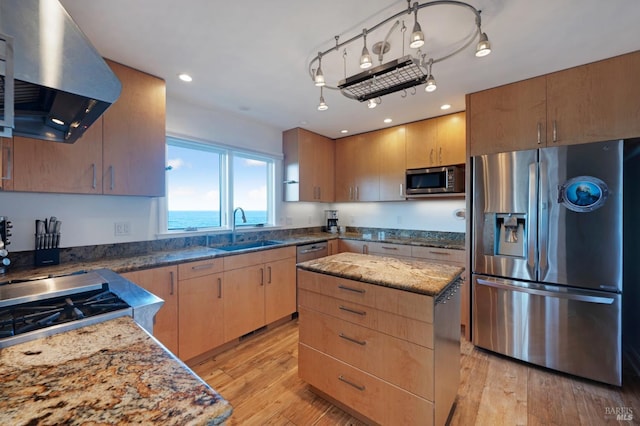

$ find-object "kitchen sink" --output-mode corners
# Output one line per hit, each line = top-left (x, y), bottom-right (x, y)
(213, 240), (284, 252)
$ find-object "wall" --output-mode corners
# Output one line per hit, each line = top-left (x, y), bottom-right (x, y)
(1, 97), (465, 252)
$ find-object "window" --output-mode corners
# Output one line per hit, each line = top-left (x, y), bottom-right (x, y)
(165, 137), (275, 231)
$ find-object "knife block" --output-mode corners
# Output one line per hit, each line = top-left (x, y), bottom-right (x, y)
(34, 248), (60, 267)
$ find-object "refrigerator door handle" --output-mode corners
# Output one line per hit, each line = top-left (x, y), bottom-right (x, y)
(538, 160), (549, 278)
(476, 278), (615, 305)
(527, 163), (538, 278)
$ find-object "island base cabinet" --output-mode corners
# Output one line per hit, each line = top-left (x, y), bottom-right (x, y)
(299, 344), (434, 425)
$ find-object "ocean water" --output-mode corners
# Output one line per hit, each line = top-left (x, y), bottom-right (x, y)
(168, 210), (267, 230)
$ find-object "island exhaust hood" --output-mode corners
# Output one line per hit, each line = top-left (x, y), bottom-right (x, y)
(0, 0), (121, 143)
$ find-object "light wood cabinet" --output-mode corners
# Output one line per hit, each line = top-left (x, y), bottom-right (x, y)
(297, 268), (459, 425)
(177, 258), (224, 361)
(223, 246), (296, 341)
(283, 128), (334, 202)
(335, 133), (379, 202)
(377, 126), (406, 201)
(102, 60), (166, 196)
(327, 239), (339, 255)
(121, 266), (178, 354)
(468, 51), (640, 156)
(12, 119), (103, 194)
(406, 111), (466, 168)
(0, 137), (13, 191)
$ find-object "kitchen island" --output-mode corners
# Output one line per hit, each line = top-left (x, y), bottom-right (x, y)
(297, 252), (463, 426)
(0, 316), (232, 425)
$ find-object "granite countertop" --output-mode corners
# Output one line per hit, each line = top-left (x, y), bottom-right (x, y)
(2, 232), (464, 283)
(0, 316), (232, 425)
(297, 252), (464, 296)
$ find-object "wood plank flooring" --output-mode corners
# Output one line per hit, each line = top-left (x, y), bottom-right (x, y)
(191, 319), (640, 425)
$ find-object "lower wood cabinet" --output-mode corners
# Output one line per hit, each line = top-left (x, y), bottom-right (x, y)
(121, 266), (178, 354)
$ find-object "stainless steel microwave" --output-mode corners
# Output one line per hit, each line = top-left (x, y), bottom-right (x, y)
(405, 165), (465, 197)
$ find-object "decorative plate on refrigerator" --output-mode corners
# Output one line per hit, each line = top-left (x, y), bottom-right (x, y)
(558, 176), (608, 212)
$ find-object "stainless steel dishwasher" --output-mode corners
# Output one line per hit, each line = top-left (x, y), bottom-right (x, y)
(296, 241), (329, 263)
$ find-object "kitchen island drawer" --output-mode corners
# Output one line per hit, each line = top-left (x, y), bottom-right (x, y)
(297, 269), (434, 323)
(298, 289), (433, 347)
(411, 246), (464, 264)
(299, 306), (434, 400)
(299, 344), (435, 425)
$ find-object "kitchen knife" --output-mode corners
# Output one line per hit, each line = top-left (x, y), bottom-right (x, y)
(54, 221), (61, 248)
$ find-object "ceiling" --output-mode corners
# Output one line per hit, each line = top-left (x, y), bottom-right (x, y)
(59, 0), (640, 140)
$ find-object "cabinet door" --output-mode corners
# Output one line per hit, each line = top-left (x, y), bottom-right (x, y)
(0, 137), (13, 191)
(178, 273), (224, 361)
(378, 126), (406, 201)
(327, 239), (339, 256)
(335, 135), (358, 201)
(436, 112), (466, 165)
(121, 266), (178, 354)
(354, 132), (380, 201)
(338, 239), (369, 254)
(296, 129), (317, 201)
(547, 51), (640, 146)
(467, 76), (547, 156)
(315, 134), (335, 202)
(265, 257), (296, 323)
(12, 120), (103, 194)
(103, 60), (166, 196)
(223, 264), (265, 341)
(406, 118), (437, 168)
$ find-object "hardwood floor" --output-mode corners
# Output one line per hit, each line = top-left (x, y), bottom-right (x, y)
(191, 319), (640, 425)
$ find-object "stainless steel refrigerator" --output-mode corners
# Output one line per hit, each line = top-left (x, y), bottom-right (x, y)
(472, 140), (624, 386)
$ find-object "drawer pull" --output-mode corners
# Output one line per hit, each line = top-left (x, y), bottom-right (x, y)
(339, 333), (366, 346)
(428, 250), (450, 256)
(380, 246), (398, 250)
(338, 285), (365, 294)
(338, 375), (365, 391)
(191, 263), (214, 271)
(339, 305), (367, 316)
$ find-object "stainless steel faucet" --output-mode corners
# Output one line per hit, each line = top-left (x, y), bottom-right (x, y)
(231, 207), (246, 243)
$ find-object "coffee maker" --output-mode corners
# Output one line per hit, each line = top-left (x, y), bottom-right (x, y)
(0, 216), (12, 274)
(325, 210), (338, 233)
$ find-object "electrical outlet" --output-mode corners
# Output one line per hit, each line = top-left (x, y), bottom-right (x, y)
(114, 221), (131, 236)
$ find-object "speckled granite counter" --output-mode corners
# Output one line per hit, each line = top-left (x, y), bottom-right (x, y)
(0, 316), (232, 425)
(297, 252), (463, 296)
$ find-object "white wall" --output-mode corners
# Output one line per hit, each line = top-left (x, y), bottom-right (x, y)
(2, 97), (465, 252)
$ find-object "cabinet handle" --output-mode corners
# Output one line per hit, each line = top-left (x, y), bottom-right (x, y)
(169, 271), (175, 296)
(267, 266), (272, 283)
(380, 246), (398, 250)
(338, 285), (366, 294)
(399, 183), (404, 198)
(339, 332), (367, 346)
(338, 375), (366, 391)
(218, 277), (222, 298)
(260, 268), (264, 285)
(109, 165), (115, 191)
(429, 250), (450, 256)
(191, 263), (213, 271)
(1, 143), (11, 180)
(349, 187), (353, 201)
(439, 147), (442, 164)
(552, 120), (558, 143)
(355, 186), (359, 201)
(339, 305), (367, 316)
(537, 123), (542, 145)
(429, 148), (434, 164)
(91, 163), (96, 189)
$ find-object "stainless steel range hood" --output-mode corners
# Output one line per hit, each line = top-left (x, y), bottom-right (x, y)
(0, 0), (121, 143)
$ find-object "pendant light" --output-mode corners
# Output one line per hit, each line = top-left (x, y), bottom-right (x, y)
(475, 32), (492, 57)
(317, 86), (328, 110)
(314, 53), (325, 86)
(360, 29), (372, 69)
(409, 6), (424, 49)
(424, 58), (436, 92)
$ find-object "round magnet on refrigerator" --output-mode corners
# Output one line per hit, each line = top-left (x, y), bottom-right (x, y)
(558, 176), (608, 212)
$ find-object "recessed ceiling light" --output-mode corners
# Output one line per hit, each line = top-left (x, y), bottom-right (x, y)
(440, 104), (451, 110)
(340, 129), (348, 134)
(178, 73), (193, 82)
(383, 118), (392, 124)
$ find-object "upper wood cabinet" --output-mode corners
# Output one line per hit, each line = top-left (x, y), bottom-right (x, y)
(468, 51), (640, 156)
(406, 111), (466, 168)
(12, 119), (103, 194)
(283, 128), (334, 202)
(335, 132), (380, 202)
(0, 137), (13, 191)
(103, 60), (166, 196)
(377, 126), (406, 201)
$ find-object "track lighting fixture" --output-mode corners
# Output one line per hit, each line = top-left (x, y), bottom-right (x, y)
(307, 0), (491, 107)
